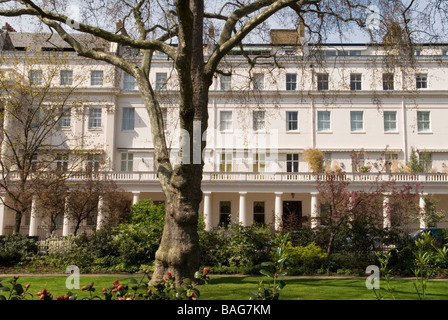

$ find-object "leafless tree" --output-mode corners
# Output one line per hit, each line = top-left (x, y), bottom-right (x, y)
(0, 51), (84, 234)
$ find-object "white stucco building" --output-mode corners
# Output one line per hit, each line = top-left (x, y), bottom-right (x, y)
(0, 25), (447, 238)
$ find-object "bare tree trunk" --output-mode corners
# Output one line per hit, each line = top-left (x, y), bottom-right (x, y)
(13, 212), (22, 234)
(152, 168), (203, 283)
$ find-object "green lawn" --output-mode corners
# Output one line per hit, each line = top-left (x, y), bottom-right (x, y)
(2, 274), (448, 300)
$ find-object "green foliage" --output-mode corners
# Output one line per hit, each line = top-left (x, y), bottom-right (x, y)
(113, 200), (165, 265)
(412, 231), (448, 299)
(250, 233), (291, 300)
(0, 276), (33, 300)
(288, 242), (328, 273)
(0, 234), (38, 266)
(199, 223), (273, 272)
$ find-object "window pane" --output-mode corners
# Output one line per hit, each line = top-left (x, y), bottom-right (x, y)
(122, 107), (135, 130)
(253, 111), (265, 131)
(253, 201), (265, 224)
(417, 111), (430, 132)
(317, 111), (331, 131)
(253, 74), (264, 90)
(350, 74), (362, 91)
(59, 108), (71, 127)
(89, 108), (102, 128)
(30, 70), (42, 85)
(91, 71), (103, 86)
(286, 111), (298, 131)
(220, 111), (232, 131)
(123, 73), (135, 90)
(156, 73), (167, 90)
(416, 74), (427, 89)
(383, 73), (394, 90)
(121, 153), (133, 171)
(286, 73), (297, 90)
(350, 111), (364, 132)
(317, 73), (329, 90)
(220, 75), (231, 91)
(219, 201), (231, 226)
(384, 111), (397, 132)
(286, 153), (299, 172)
(60, 70), (73, 86)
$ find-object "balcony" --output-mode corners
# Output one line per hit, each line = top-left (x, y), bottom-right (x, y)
(4, 171), (448, 184)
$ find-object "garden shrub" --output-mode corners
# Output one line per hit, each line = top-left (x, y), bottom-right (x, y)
(288, 242), (328, 274)
(0, 234), (38, 266)
(112, 200), (165, 266)
(199, 223), (273, 272)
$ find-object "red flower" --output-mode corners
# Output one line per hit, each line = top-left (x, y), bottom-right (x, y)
(117, 285), (124, 291)
(203, 268), (210, 275)
(25, 284), (30, 289)
(113, 280), (119, 287)
(165, 272), (172, 280)
(81, 285), (87, 291)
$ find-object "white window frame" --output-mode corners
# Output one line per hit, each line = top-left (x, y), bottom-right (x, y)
(317, 111), (331, 132)
(60, 70), (73, 86)
(220, 74), (232, 91)
(88, 107), (102, 129)
(121, 153), (134, 172)
(350, 73), (362, 91)
(286, 111), (298, 131)
(286, 73), (297, 91)
(350, 111), (364, 132)
(30, 70), (42, 85)
(253, 111), (265, 132)
(286, 153), (299, 173)
(416, 73), (428, 89)
(90, 70), (104, 86)
(122, 107), (135, 131)
(56, 153), (69, 172)
(253, 152), (266, 173)
(384, 111), (397, 132)
(59, 107), (71, 128)
(156, 72), (167, 90)
(86, 154), (100, 172)
(252, 73), (264, 91)
(219, 152), (233, 172)
(219, 111), (232, 132)
(417, 111), (431, 132)
(123, 73), (136, 90)
(317, 73), (329, 91)
(383, 73), (394, 90)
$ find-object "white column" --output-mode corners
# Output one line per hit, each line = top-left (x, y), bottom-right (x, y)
(310, 192), (319, 229)
(419, 194), (427, 229)
(96, 195), (105, 230)
(239, 192), (248, 226)
(0, 195), (5, 236)
(62, 197), (71, 237)
(203, 192), (212, 231)
(383, 194), (391, 230)
(28, 195), (39, 237)
(274, 192), (283, 231)
(132, 192), (141, 205)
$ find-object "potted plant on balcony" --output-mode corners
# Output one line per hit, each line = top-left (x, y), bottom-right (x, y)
(304, 148), (323, 173)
